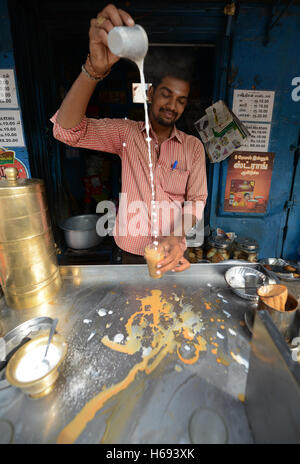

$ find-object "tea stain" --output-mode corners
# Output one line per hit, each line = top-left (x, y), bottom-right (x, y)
(56, 290), (206, 444)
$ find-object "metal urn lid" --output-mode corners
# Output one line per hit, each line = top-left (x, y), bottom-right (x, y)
(0, 167), (43, 194)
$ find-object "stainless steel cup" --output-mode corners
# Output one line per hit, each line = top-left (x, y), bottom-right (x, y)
(257, 289), (299, 342)
(108, 25), (148, 62)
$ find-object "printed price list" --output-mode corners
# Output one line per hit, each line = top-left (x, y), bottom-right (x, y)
(238, 123), (271, 152)
(232, 90), (275, 123)
(0, 69), (18, 108)
(0, 110), (25, 146)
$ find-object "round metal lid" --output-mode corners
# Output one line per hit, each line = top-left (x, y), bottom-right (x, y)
(236, 237), (259, 251)
(207, 235), (231, 249)
(0, 167), (43, 194)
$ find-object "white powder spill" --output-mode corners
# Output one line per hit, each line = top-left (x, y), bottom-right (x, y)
(222, 309), (231, 318)
(217, 293), (224, 299)
(83, 319), (92, 324)
(142, 346), (152, 357)
(87, 331), (96, 342)
(228, 328), (237, 336)
(222, 299), (229, 304)
(97, 308), (107, 317)
(231, 352), (249, 372)
(15, 344), (60, 382)
(183, 344), (191, 352)
(216, 331), (225, 340)
(113, 333), (124, 344)
(108, 311), (113, 315)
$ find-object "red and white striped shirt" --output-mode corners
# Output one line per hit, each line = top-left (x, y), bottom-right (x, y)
(51, 113), (207, 255)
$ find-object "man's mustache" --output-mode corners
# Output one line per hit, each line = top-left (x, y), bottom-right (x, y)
(159, 108), (178, 118)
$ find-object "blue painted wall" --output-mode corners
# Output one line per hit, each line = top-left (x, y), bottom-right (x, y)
(0, 0), (31, 177)
(209, 3), (300, 260)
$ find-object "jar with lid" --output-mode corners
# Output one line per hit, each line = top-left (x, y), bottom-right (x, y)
(206, 236), (231, 263)
(186, 223), (204, 263)
(187, 245), (203, 263)
(233, 237), (259, 262)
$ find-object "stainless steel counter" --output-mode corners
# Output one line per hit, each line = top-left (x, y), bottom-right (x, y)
(0, 263), (258, 444)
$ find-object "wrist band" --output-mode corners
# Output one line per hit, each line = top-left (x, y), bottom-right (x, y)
(82, 54), (111, 81)
(81, 64), (103, 81)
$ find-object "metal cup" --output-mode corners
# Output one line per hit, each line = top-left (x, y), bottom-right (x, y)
(108, 25), (148, 63)
(257, 287), (299, 342)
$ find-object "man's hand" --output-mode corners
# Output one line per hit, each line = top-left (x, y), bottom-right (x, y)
(156, 236), (190, 275)
(88, 4), (135, 75)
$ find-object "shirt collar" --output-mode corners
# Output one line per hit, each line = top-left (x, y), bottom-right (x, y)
(138, 121), (183, 144)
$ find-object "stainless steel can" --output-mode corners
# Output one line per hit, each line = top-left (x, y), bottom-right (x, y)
(0, 167), (61, 309)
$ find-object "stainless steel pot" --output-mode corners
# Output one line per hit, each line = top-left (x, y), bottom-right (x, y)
(60, 214), (103, 249)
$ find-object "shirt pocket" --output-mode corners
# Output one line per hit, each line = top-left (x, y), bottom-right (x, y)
(161, 167), (190, 196)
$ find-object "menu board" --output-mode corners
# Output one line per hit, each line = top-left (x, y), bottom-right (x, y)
(0, 69), (18, 108)
(232, 90), (275, 123)
(0, 110), (25, 146)
(224, 151), (275, 214)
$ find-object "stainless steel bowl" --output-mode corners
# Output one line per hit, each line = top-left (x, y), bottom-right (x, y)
(225, 266), (267, 301)
(0, 317), (54, 391)
(60, 214), (104, 250)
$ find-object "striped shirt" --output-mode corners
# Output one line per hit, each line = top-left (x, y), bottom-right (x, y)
(51, 113), (207, 255)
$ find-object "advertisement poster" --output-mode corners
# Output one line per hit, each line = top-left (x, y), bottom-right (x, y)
(224, 151), (275, 213)
(0, 147), (29, 179)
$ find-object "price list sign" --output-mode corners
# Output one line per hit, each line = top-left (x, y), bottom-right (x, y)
(0, 110), (25, 147)
(239, 123), (271, 152)
(0, 69), (18, 108)
(232, 90), (275, 123)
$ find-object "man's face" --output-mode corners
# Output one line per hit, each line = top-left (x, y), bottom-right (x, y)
(148, 76), (190, 128)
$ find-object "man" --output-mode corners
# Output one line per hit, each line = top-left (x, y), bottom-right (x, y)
(51, 4), (207, 276)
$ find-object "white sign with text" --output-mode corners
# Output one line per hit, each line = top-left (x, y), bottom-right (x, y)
(232, 89), (275, 123)
(0, 110), (25, 146)
(0, 69), (18, 108)
(238, 123), (271, 152)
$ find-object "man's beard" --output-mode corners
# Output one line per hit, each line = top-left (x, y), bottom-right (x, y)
(156, 116), (176, 127)
(152, 108), (178, 127)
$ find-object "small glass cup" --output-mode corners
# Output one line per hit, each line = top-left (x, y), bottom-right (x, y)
(144, 243), (164, 279)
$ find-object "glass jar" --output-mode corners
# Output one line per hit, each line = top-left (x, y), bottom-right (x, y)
(186, 223), (204, 263)
(206, 236), (231, 263)
(187, 245), (203, 263)
(233, 237), (259, 262)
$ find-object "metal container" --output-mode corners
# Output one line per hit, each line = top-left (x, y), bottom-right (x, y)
(257, 289), (299, 341)
(233, 237), (259, 262)
(6, 333), (67, 398)
(0, 317), (54, 391)
(206, 236), (231, 262)
(60, 214), (103, 250)
(108, 25), (148, 63)
(224, 265), (267, 301)
(0, 168), (61, 309)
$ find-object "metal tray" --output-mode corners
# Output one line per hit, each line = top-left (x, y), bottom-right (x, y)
(260, 258), (300, 281)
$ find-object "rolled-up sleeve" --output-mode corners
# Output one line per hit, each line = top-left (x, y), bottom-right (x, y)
(183, 140), (207, 221)
(50, 111), (127, 156)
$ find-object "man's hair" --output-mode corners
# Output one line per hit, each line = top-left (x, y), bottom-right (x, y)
(145, 48), (195, 91)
